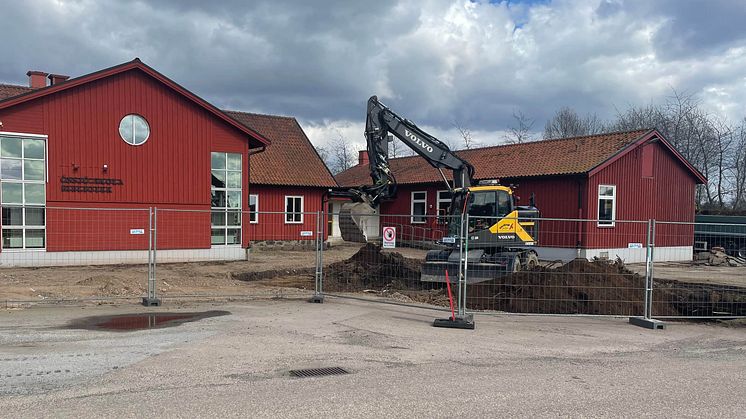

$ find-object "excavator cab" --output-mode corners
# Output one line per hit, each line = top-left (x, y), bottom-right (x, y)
(421, 185), (540, 283)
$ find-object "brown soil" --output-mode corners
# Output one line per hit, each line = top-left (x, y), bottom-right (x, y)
(323, 244), (746, 317)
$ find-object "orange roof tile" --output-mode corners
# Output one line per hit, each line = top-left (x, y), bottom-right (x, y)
(226, 111), (337, 188)
(336, 129), (650, 187)
(0, 84), (32, 100)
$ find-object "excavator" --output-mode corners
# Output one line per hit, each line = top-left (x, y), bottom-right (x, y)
(332, 95), (540, 285)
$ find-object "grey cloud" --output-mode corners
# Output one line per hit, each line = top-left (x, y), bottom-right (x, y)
(0, 0), (745, 143)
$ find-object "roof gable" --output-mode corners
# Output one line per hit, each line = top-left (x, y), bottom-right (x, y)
(226, 111), (337, 188)
(0, 59), (269, 148)
(336, 129), (652, 187)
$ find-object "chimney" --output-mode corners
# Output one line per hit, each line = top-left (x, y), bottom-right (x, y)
(358, 150), (369, 166)
(26, 71), (48, 89)
(48, 73), (70, 86)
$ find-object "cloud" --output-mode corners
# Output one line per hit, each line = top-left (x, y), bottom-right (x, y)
(1, 0), (745, 149)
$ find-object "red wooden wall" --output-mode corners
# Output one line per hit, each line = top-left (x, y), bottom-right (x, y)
(0, 68), (259, 251)
(247, 185), (328, 242)
(585, 140), (697, 248)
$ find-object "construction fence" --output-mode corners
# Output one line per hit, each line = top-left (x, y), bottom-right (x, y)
(0, 207), (744, 320)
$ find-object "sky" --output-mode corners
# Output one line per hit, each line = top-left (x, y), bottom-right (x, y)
(1, 0), (745, 152)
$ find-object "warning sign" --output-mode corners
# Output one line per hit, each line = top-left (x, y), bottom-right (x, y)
(382, 226), (396, 248)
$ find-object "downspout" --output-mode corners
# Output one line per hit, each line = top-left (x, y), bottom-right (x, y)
(577, 176), (585, 258)
(246, 145), (266, 255)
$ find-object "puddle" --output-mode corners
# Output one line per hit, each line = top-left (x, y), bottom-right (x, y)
(66, 310), (230, 332)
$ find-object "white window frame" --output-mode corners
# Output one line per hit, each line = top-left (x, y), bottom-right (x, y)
(1, 133), (48, 251)
(285, 195), (304, 224)
(410, 191), (427, 224)
(211, 152), (242, 246)
(597, 184), (616, 227)
(436, 190), (452, 215)
(249, 194), (259, 224)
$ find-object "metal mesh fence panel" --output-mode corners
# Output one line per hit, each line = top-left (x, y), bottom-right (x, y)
(0, 206), (151, 304)
(322, 212), (457, 309)
(151, 209), (319, 300)
(653, 220), (746, 318)
(463, 216), (650, 316)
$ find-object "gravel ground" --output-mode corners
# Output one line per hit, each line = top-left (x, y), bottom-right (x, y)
(0, 298), (745, 417)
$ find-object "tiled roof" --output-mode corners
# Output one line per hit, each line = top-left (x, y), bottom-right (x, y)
(336, 129), (651, 187)
(0, 84), (32, 100)
(226, 110), (337, 188)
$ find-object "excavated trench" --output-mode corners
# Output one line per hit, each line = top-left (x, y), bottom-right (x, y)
(322, 244), (746, 317)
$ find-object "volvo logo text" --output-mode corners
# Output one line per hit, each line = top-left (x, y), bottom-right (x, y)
(405, 129), (434, 153)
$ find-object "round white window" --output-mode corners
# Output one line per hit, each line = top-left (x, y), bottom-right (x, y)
(118, 114), (150, 146)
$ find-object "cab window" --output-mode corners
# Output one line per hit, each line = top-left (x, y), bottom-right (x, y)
(497, 190), (513, 217)
(468, 192), (496, 217)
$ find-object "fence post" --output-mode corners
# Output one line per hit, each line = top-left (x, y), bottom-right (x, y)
(311, 210), (324, 303)
(433, 211), (475, 329)
(629, 218), (664, 328)
(142, 206), (161, 306)
(647, 219), (656, 319)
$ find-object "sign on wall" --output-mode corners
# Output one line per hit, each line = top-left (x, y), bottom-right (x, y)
(60, 176), (124, 193)
(300, 231), (313, 237)
(382, 226), (396, 249)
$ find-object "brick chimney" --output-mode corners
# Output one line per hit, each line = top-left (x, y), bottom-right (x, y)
(358, 150), (369, 166)
(48, 74), (70, 86)
(26, 71), (48, 89)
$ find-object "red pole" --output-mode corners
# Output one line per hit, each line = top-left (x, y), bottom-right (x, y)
(445, 269), (455, 320)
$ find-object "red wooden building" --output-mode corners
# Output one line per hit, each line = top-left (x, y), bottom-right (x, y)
(0, 59), (335, 265)
(336, 130), (707, 262)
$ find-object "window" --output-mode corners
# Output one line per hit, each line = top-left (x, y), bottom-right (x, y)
(468, 191), (496, 217)
(497, 190), (513, 217)
(1, 135), (46, 249)
(249, 194), (258, 224)
(436, 190), (451, 224)
(411, 191), (427, 223)
(211, 152), (242, 245)
(118, 114), (150, 146)
(598, 185), (616, 227)
(285, 196), (303, 223)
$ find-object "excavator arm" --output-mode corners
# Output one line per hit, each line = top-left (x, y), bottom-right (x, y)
(342, 95), (475, 207)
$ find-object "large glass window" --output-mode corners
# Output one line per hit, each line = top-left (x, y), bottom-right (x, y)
(411, 191), (427, 224)
(1, 135), (46, 249)
(598, 185), (616, 227)
(211, 152), (242, 245)
(285, 196), (303, 224)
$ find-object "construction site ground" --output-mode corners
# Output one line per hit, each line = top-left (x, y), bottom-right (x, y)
(1, 299), (744, 417)
(0, 243), (743, 310)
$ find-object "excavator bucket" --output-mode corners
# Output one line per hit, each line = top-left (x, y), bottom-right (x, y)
(421, 249), (515, 283)
(338, 203), (377, 243)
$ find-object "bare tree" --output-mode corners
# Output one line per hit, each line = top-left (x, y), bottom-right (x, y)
(609, 90), (740, 209)
(731, 120), (746, 209)
(322, 131), (356, 174)
(504, 109), (536, 144)
(543, 107), (606, 139)
(453, 121), (480, 149)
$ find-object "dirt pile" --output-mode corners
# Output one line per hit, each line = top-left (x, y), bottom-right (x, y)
(323, 244), (452, 305)
(324, 245), (746, 316)
(466, 258), (666, 315)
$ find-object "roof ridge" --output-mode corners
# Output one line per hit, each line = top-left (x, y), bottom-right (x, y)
(223, 109), (296, 121)
(379, 128), (652, 163)
(0, 83), (29, 89)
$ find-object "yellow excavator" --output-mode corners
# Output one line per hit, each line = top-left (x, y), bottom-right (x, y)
(331, 96), (540, 284)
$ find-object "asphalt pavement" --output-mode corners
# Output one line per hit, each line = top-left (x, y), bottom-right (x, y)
(0, 298), (745, 418)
